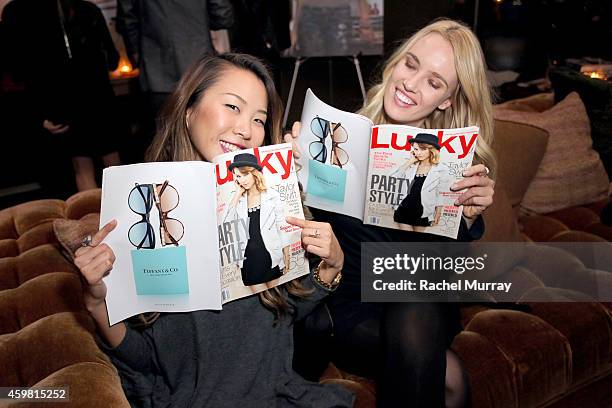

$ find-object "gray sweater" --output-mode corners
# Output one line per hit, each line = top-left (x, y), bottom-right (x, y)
(102, 275), (355, 408)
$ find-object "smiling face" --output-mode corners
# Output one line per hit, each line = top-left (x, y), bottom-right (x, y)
(187, 67), (268, 162)
(383, 33), (459, 127)
(233, 168), (256, 190)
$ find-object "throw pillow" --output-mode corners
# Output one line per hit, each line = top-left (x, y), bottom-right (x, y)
(494, 92), (610, 214)
(550, 67), (612, 177)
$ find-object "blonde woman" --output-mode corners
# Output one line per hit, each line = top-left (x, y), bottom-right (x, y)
(286, 19), (496, 407)
(224, 153), (291, 287)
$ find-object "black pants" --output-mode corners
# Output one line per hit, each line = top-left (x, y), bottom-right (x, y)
(295, 302), (462, 408)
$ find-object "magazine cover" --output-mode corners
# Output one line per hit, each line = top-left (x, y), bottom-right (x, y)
(296, 88), (480, 239)
(214, 144), (309, 303)
(100, 161), (222, 325)
(364, 125), (479, 238)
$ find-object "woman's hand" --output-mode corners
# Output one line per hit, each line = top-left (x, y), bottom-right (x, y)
(283, 121), (302, 160)
(286, 217), (343, 283)
(407, 153), (419, 167)
(43, 119), (70, 135)
(74, 220), (117, 311)
(230, 184), (246, 207)
(451, 164), (494, 222)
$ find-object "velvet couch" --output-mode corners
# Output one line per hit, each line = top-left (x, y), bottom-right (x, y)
(0, 190), (129, 407)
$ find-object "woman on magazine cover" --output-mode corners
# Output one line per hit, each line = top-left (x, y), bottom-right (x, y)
(224, 153), (291, 286)
(73, 54), (354, 408)
(286, 19), (496, 408)
(390, 133), (447, 230)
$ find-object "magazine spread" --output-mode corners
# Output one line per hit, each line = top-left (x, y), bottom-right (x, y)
(296, 89), (479, 239)
(100, 144), (308, 325)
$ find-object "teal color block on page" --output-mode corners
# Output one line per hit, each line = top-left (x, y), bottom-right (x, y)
(131, 246), (189, 295)
(307, 159), (347, 202)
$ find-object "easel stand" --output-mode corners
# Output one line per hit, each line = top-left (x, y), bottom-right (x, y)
(282, 55), (367, 129)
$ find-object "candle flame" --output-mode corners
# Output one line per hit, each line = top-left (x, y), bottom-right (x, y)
(111, 55), (138, 79)
(583, 70), (607, 80)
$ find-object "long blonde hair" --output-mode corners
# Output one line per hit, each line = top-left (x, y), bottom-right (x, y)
(359, 19), (497, 177)
(137, 54), (310, 325)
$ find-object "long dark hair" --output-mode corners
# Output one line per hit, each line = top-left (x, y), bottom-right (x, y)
(145, 53), (283, 162)
(142, 54), (310, 322)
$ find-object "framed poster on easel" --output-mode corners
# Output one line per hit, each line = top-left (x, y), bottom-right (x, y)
(283, 0), (384, 127)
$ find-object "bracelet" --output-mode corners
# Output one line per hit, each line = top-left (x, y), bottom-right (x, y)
(312, 261), (342, 290)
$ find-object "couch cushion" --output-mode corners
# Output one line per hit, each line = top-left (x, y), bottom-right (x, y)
(494, 92), (610, 214)
(65, 189), (102, 220)
(452, 330), (518, 407)
(525, 300), (612, 385)
(34, 362), (129, 407)
(0, 312), (111, 387)
(0, 272), (84, 335)
(492, 119), (549, 208)
(0, 244), (77, 291)
(12, 200), (66, 236)
(16, 221), (58, 253)
(481, 180), (523, 242)
(464, 309), (572, 407)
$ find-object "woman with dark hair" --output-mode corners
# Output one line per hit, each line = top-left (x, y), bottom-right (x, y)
(73, 54), (354, 407)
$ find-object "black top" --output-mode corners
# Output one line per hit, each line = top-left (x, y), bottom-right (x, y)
(394, 174), (429, 226)
(241, 207), (281, 286)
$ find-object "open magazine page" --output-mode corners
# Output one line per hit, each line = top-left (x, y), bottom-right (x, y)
(364, 125), (479, 239)
(296, 88), (373, 219)
(100, 162), (222, 325)
(214, 144), (309, 303)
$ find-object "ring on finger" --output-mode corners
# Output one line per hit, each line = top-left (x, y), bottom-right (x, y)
(308, 229), (321, 239)
(81, 235), (93, 248)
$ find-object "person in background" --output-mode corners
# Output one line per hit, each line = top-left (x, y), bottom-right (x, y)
(228, 0), (291, 88)
(116, 0), (234, 155)
(3, 0), (122, 192)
